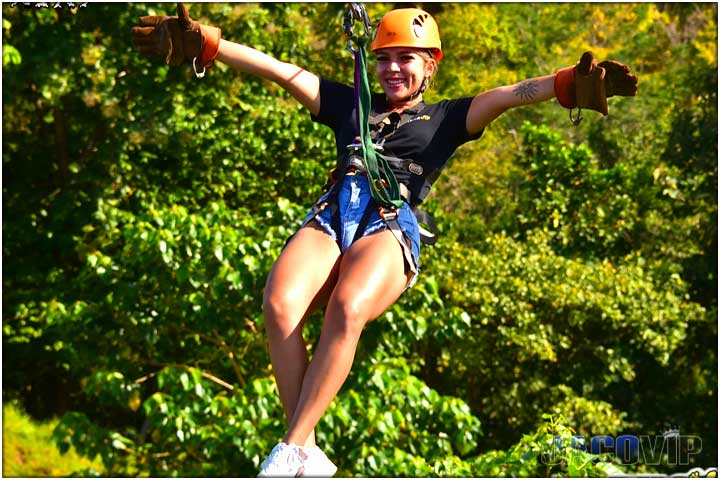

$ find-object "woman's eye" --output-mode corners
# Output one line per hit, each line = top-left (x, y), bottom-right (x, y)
(375, 54), (415, 63)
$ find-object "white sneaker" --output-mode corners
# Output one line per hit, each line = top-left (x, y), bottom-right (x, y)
(258, 442), (305, 477)
(299, 446), (337, 478)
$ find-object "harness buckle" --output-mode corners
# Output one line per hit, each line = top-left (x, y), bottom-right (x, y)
(313, 201), (329, 215)
(373, 178), (390, 192)
(378, 206), (398, 222)
(346, 155), (366, 171)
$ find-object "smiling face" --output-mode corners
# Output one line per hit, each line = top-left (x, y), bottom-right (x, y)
(375, 47), (436, 109)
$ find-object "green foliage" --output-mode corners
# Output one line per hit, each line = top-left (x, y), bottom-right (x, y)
(2, 2), (716, 477)
(2, 402), (103, 477)
(472, 414), (625, 477)
(391, 229), (703, 452)
(321, 358), (482, 476)
(53, 370), (287, 476)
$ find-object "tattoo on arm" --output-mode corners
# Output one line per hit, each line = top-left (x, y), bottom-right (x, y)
(513, 80), (539, 101)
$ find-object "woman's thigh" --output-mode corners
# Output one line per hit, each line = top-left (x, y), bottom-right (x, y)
(264, 221), (342, 327)
(327, 228), (411, 323)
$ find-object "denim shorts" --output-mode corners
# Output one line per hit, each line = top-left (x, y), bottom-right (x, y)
(302, 172), (421, 287)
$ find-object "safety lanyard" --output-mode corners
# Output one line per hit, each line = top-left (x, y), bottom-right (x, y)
(344, 3), (405, 209)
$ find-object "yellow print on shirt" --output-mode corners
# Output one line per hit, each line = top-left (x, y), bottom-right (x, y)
(407, 115), (431, 125)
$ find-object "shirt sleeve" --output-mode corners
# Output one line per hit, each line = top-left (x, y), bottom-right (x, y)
(440, 96), (484, 148)
(310, 78), (355, 131)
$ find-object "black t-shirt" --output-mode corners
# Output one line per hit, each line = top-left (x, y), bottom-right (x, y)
(311, 77), (484, 204)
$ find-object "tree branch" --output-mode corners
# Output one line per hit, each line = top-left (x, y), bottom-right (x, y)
(137, 363), (235, 391)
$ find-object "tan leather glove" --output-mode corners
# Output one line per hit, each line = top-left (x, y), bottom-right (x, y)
(131, 3), (221, 75)
(555, 51), (638, 118)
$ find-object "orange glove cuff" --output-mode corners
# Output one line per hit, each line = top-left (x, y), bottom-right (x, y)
(554, 65), (577, 109)
(199, 25), (221, 67)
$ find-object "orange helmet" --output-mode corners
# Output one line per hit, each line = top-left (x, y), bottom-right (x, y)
(370, 8), (443, 62)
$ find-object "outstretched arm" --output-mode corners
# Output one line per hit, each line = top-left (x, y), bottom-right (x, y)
(465, 52), (638, 135)
(215, 40), (321, 116)
(131, 4), (322, 116)
(466, 74), (556, 136)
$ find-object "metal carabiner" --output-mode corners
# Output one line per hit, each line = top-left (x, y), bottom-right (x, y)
(570, 107), (583, 126)
(343, 3), (371, 37)
(192, 57), (206, 79)
(343, 3), (371, 53)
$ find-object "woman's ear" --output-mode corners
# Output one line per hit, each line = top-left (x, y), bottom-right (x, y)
(426, 60), (437, 77)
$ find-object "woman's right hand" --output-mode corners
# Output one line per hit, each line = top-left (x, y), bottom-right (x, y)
(131, 3), (221, 71)
(132, 4), (321, 115)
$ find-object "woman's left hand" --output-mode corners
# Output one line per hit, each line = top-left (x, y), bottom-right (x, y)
(565, 51), (638, 116)
(597, 58), (639, 97)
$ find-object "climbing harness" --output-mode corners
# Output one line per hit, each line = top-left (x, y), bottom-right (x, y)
(309, 3), (439, 250)
(343, 3), (404, 210)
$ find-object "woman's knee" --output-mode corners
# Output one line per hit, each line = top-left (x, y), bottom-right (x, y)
(262, 283), (306, 336)
(324, 295), (370, 339)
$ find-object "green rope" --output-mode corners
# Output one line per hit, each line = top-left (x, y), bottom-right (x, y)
(353, 35), (405, 209)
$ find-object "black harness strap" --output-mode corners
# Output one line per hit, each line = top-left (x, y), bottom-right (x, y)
(313, 170), (439, 246)
(352, 195), (378, 244)
(367, 107), (441, 245)
(411, 207), (439, 246)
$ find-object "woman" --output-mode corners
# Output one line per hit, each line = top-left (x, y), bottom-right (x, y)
(132, 4), (637, 477)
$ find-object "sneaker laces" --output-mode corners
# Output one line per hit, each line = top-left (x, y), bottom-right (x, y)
(299, 446), (337, 477)
(260, 443), (304, 475)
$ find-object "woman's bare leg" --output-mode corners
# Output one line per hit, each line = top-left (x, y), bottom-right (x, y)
(282, 229), (412, 445)
(263, 222), (341, 448)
